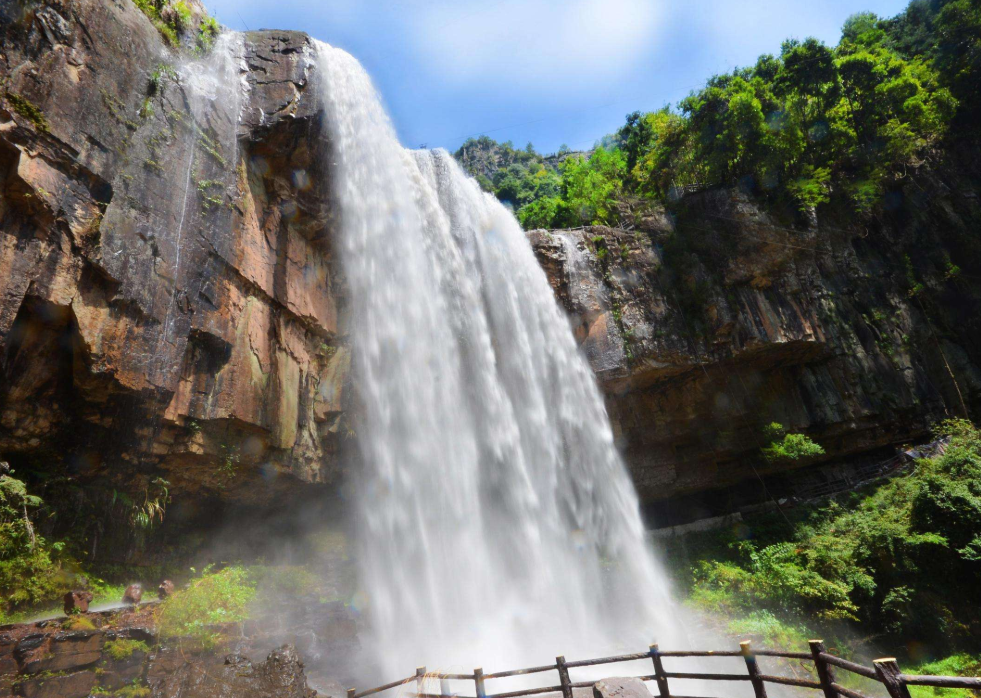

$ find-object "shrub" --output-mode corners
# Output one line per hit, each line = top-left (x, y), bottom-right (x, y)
(172, 0), (192, 31)
(0, 472), (72, 615)
(156, 566), (255, 649)
(198, 16), (220, 51)
(761, 423), (825, 462)
(684, 420), (981, 651)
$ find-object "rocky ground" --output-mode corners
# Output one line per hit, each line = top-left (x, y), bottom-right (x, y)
(0, 597), (359, 698)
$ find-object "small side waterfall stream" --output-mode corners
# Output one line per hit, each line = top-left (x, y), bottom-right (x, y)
(312, 41), (691, 679)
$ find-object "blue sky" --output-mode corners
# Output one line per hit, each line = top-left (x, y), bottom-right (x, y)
(208, 0), (912, 155)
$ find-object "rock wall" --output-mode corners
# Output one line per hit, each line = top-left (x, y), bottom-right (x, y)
(531, 175), (981, 513)
(0, 0), (351, 532)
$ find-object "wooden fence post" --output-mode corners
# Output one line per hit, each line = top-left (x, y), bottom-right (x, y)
(474, 667), (486, 698)
(741, 641), (768, 698)
(440, 678), (451, 698)
(556, 656), (574, 698)
(875, 659), (913, 698)
(649, 644), (671, 698)
(416, 667), (427, 697)
(347, 690), (356, 698)
(810, 640), (838, 698)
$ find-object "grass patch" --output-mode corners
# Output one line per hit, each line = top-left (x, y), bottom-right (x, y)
(103, 639), (151, 661)
(156, 565), (254, 649)
(726, 610), (811, 648)
(62, 615), (97, 631)
(907, 655), (981, 698)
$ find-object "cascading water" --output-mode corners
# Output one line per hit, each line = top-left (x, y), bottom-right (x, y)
(312, 41), (690, 678)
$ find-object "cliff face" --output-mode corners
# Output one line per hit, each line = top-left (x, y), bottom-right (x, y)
(2, 0), (980, 536)
(0, 0), (350, 521)
(531, 177), (981, 508)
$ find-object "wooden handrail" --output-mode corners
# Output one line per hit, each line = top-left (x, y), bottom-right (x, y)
(347, 642), (981, 698)
(819, 653), (876, 680)
(900, 675), (981, 688)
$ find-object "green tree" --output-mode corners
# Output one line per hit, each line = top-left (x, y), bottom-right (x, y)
(558, 147), (626, 226)
(0, 469), (69, 615)
(933, 0), (981, 124)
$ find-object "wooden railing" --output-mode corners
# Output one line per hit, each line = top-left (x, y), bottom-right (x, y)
(345, 641), (981, 698)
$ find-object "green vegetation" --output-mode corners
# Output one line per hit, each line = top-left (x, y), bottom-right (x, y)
(198, 16), (220, 51)
(458, 0), (980, 227)
(762, 422), (826, 462)
(672, 419), (981, 661)
(455, 137), (562, 212)
(4, 90), (49, 132)
(99, 683), (151, 698)
(156, 565), (255, 648)
(148, 64), (177, 96)
(63, 615), (97, 631)
(130, 0), (222, 52)
(110, 478), (170, 531)
(103, 639), (151, 661)
(907, 655), (981, 698)
(0, 469), (69, 619)
(132, 0), (179, 46)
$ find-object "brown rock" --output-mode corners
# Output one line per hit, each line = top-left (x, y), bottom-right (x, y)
(17, 631), (103, 674)
(14, 670), (97, 698)
(0, 1), (348, 527)
(63, 590), (94, 615)
(158, 580), (175, 600)
(148, 644), (316, 698)
(531, 210), (981, 508)
(0, 631), (16, 675)
(123, 584), (143, 605)
(593, 678), (654, 698)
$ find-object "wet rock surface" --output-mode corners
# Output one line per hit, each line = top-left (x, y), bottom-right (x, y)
(0, 0), (350, 529)
(531, 178), (981, 508)
(0, 601), (353, 697)
(593, 677), (654, 698)
(150, 645), (317, 698)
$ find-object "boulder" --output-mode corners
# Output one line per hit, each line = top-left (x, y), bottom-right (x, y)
(63, 590), (94, 615)
(592, 677), (654, 698)
(123, 584), (143, 605)
(158, 580), (176, 600)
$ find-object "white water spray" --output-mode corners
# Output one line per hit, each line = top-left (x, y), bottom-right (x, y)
(313, 41), (688, 678)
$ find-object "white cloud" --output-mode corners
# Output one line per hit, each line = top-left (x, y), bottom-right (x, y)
(408, 0), (662, 93)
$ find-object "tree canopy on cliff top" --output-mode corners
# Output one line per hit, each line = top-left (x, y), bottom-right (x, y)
(455, 0), (981, 228)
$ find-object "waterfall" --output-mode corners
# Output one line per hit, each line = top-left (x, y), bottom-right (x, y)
(312, 40), (688, 678)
